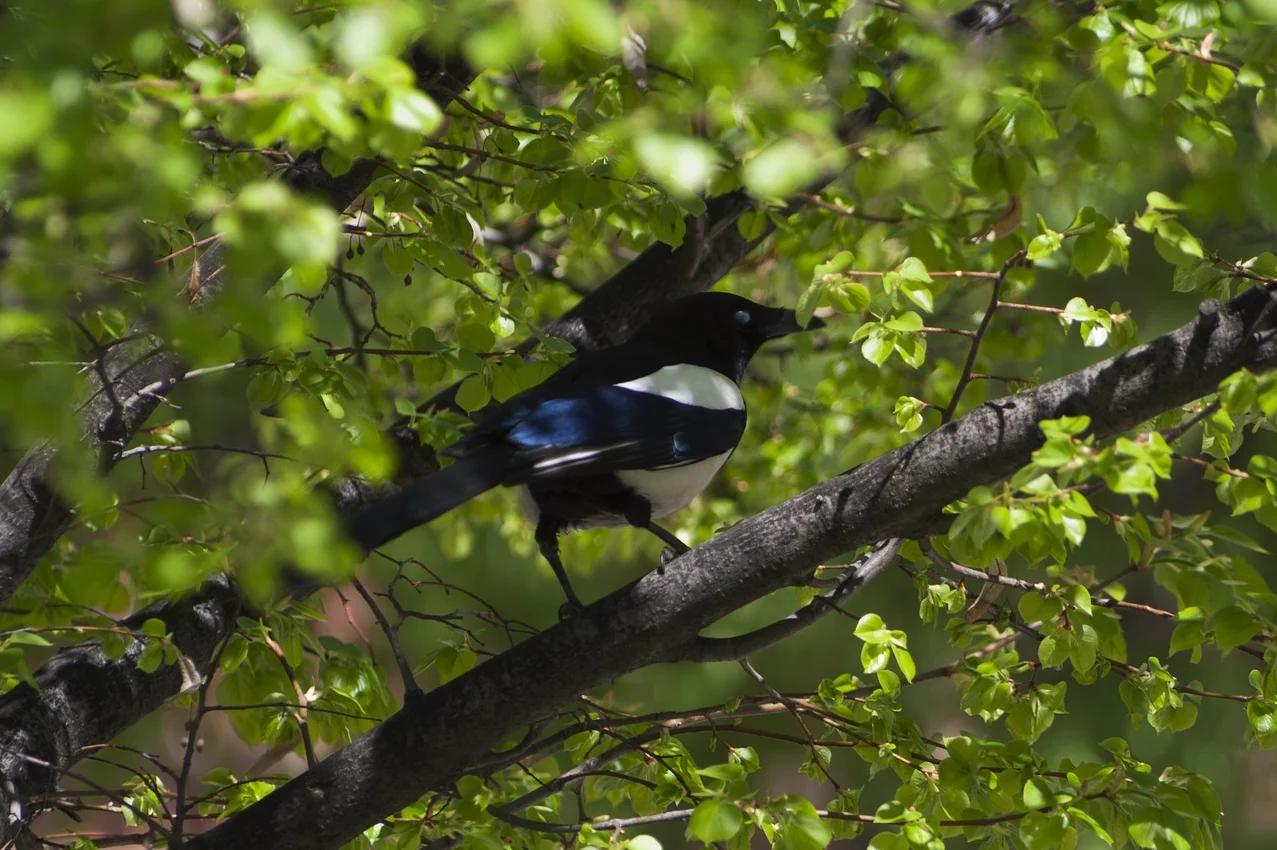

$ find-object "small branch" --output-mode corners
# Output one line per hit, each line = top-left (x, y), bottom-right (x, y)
(449, 96), (539, 133)
(174, 615), (240, 843)
(204, 702), (383, 723)
(970, 373), (1034, 385)
(738, 658), (839, 789)
(796, 193), (904, 223)
(68, 316), (125, 435)
(1173, 453), (1245, 477)
(419, 140), (554, 172)
(921, 541), (1266, 660)
(920, 539), (1040, 592)
(1158, 41), (1241, 71)
(845, 269), (1001, 280)
(489, 792), (1118, 836)
(351, 578), (419, 695)
(1161, 400), (1221, 443)
(995, 301), (1063, 315)
(116, 443), (293, 466)
(261, 634), (318, 768)
(490, 807), (698, 834)
(920, 326), (978, 338)
(155, 234), (222, 264)
(942, 249), (1027, 422)
(672, 540), (902, 662)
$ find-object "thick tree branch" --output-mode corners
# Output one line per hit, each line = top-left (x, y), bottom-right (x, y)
(0, 52), (475, 608)
(0, 576), (242, 847)
(0, 50), (477, 842)
(0, 2), (1021, 838)
(185, 288), (1277, 850)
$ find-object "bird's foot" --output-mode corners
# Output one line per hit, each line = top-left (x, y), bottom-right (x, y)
(659, 546), (679, 570)
(557, 598), (585, 620)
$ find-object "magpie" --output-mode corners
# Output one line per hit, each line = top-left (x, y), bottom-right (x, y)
(347, 292), (823, 608)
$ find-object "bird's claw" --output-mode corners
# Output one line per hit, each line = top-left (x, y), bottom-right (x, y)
(557, 598), (585, 620)
(659, 547), (678, 568)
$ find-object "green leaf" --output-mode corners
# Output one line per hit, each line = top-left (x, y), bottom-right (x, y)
(456, 322), (496, 353)
(455, 376), (490, 413)
(853, 613), (885, 640)
(423, 240), (473, 279)
(891, 646), (916, 681)
(697, 762), (746, 781)
(385, 88), (443, 133)
(687, 799), (743, 843)
(1153, 220), (1205, 265)
(815, 251), (855, 276)
(897, 257), (931, 283)
(861, 334), (892, 366)
(830, 282), (870, 314)
(778, 799), (832, 850)
(1173, 260), (1225, 293)
(137, 640), (164, 674)
(1072, 229), (1111, 278)
(884, 311), (923, 332)
(1146, 191), (1188, 211)
(1128, 808), (1191, 850)
(1211, 606), (1259, 649)
(742, 139), (821, 199)
(635, 134), (716, 197)
(6, 631), (51, 647)
(796, 280), (825, 329)
(1019, 811), (1072, 850)
(435, 647), (476, 684)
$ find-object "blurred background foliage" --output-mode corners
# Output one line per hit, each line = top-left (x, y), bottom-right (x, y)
(5, 0), (1277, 846)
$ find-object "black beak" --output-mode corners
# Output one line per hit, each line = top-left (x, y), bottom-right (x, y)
(762, 308), (825, 340)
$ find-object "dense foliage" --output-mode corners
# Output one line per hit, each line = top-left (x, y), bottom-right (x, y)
(5, 0), (1277, 847)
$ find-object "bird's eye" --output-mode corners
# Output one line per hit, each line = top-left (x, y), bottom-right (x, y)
(734, 309), (752, 325)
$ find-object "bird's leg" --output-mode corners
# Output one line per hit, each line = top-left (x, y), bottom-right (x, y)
(648, 524), (690, 565)
(534, 520), (585, 615)
(623, 499), (690, 569)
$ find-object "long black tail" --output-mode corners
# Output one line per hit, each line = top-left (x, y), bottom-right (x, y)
(346, 447), (515, 551)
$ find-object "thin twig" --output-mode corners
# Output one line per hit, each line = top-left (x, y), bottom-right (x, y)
(174, 612), (240, 842)
(673, 540), (902, 662)
(261, 634), (318, 768)
(351, 577), (419, 695)
(1161, 400), (1221, 443)
(942, 249), (1026, 422)
(738, 659), (840, 790)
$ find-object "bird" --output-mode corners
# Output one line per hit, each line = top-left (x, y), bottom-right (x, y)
(346, 291), (823, 609)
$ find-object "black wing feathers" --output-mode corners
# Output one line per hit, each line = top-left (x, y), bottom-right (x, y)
(348, 340), (744, 550)
(346, 446), (515, 550)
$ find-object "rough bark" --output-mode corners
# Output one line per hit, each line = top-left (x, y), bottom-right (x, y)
(188, 289), (1277, 850)
(0, 3), (1022, 840)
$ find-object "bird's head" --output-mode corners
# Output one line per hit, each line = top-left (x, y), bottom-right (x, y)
(631, 292), (824, 381)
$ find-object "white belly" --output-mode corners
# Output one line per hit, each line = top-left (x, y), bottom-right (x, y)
(517, 363), (742, 530)
(616, 449), (733, 518)
(517, 450), (733, 531)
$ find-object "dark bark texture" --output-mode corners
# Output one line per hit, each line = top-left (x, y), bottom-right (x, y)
(187, 289), (1277, 850)
(0, 2), (1043, 844)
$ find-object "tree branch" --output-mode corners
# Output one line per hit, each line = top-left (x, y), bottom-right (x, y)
(0, 51), (475, 608)
(0, 2), (1024, 838)
(184, 288), (1277, 850)
(0, 576), (241, 847)
(670, 539), (903, 663)
(0, 49), (477, 841)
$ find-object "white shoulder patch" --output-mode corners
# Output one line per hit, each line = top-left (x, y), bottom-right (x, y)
(614, 364), (743, 411)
